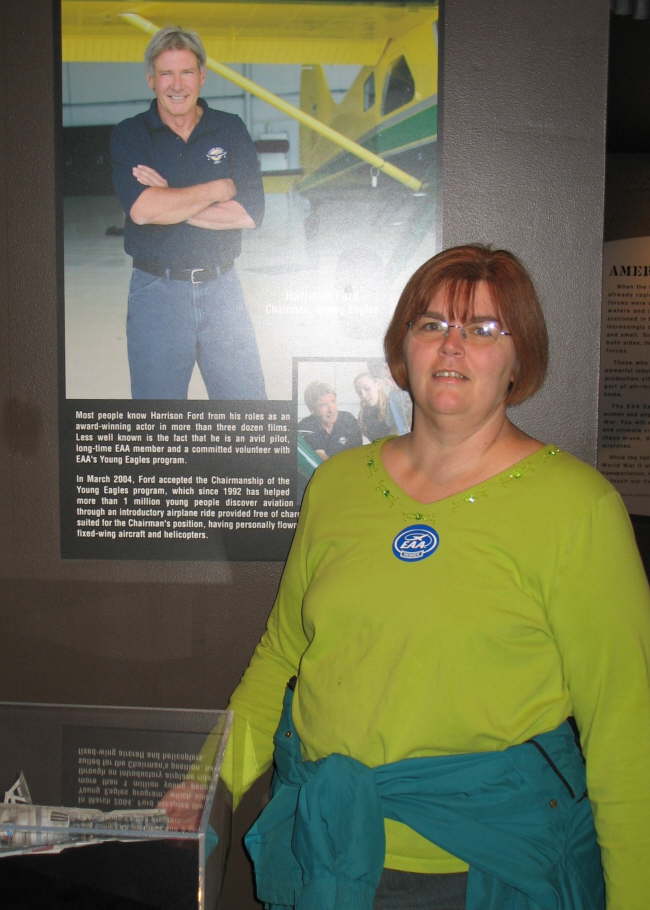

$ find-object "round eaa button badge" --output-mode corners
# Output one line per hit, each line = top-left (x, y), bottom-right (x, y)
(392, 524), (440, 562)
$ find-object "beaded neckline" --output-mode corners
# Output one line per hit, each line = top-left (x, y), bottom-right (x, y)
(364, 439), (561, 522)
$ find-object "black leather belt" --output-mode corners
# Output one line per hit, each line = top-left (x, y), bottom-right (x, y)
(133, 260), (234, 283)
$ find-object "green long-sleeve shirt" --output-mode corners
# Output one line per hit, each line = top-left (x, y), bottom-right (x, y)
(226, 440), (650, 908)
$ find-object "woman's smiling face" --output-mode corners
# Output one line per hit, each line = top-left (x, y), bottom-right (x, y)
(403, 281), (518, 429)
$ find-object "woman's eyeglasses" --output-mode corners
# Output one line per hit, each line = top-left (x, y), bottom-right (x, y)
(406, 314), (512, 345)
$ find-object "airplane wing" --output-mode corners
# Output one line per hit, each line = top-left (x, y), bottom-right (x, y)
(61, 1), (437, 66)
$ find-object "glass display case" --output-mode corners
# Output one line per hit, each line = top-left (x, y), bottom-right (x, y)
(0, 701), (232, 909)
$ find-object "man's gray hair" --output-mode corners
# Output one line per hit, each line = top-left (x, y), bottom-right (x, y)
(144, 26), (206, 75)
(304, 381), (336, 413)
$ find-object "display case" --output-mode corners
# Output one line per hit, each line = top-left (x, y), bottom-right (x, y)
(0, 701), (232, 909)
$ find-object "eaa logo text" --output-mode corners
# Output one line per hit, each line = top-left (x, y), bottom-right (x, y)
(392, 524), (440, 563)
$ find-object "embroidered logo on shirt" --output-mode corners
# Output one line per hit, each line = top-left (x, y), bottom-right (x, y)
(392, 524), (440, 562)
(206, 146), (227, 164)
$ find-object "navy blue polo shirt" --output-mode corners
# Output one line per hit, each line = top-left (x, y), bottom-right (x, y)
(297, 411), (363, 457)
(111, 99), (264, 269)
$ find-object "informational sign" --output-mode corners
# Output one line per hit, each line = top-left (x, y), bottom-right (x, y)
(58, 1), (440, 559)
(0, 702), (228, 813)
(598, 237), (650, 516)
(60, 399), (297, 559)
(61, 725), (206, 810)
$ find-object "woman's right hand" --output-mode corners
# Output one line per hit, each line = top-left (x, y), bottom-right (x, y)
(158, 779), (208, 832)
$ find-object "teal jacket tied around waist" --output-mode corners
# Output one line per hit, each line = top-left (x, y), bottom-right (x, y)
(245, 683), (604, 910)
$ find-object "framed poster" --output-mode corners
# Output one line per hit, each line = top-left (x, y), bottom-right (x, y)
(599, 237), (650, 516)
(58, 0), (440, 560)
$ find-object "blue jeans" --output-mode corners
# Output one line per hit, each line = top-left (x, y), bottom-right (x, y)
(374, 870), (467, 910)
(127, 267), (266, 399)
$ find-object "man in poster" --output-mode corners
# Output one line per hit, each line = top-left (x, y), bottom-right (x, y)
(298, 381), (362, 460)
(111, 26), (266, 400)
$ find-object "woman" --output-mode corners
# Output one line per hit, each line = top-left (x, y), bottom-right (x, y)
(223, 245), (650, 909)
(354, 372), (399, 441)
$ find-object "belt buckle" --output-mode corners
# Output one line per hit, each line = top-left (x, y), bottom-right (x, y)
(189, 268), (205, 285)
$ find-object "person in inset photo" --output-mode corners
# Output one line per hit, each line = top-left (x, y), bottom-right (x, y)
(110, 26), (266, 400)
(366, 359), (413, 436)
(354, 371), (406, 442)
(297, 381), (361, 461)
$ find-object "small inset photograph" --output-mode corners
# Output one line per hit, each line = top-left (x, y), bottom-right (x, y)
(294, 356), (411, 486)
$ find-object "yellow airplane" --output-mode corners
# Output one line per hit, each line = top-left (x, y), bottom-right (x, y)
(294, 9), (438, 289)
(298, 15), (437, 194)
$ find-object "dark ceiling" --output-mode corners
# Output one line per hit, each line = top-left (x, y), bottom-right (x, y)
(610, 0), (650, 18)
(608, 9), (650, 151)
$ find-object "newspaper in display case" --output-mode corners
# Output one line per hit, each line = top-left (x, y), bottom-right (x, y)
(0, 702), (232, 909)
